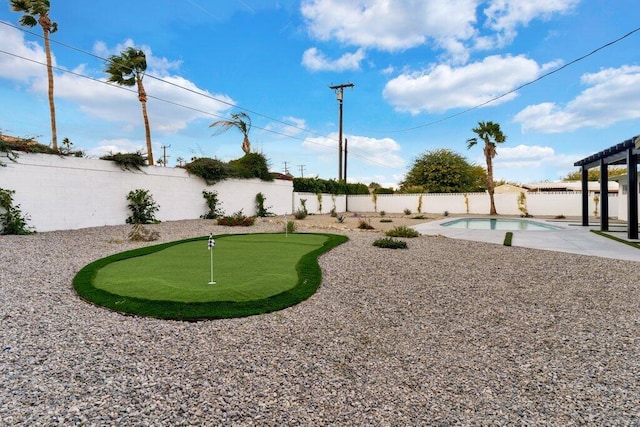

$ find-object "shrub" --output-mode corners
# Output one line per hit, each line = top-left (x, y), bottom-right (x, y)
(293, 209), (307, 220)
(403, 208), (412, 215)
(380, 218), (393, 223)
(185, 157), (229, 184)
(385, 225), (419, 238)
(284, 220), (297, 234)
(330, 207), (337, 217)
(412, 215), (427, 220)
(503, 232), (513, 246)
(255, 192), (272, 217)
(101, 152), (147, 171)
(0, 188), (33, 235)
(228, 153), (273, 181)
(201, 190), (224, 219)
(216, 210), (255, 226)
(373, 237), (407, 249)
(357, 218), (374, 230)
(380, 210), (386, 217)
(126, 189), (160, 224)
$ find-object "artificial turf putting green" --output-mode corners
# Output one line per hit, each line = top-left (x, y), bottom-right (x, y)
(73, 232), (348, 320)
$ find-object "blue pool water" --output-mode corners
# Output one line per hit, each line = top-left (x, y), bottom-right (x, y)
(441, 218), (563, 231)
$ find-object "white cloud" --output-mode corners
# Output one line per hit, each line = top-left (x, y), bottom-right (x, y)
(301, 0), (478, 55)
(301, 47), (365, 72)
(0, 24), (51, 83)
(264, 116), (308, 137)
(383, 55), (556, 114)
(483, 0), (580, 47)
(302, 132), (405, 169)
(514, 65), (640, 133)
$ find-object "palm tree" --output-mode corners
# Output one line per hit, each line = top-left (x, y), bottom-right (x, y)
(11, 0), (58, 150)
(105, 47), (154, 165)
(210, 112), (252, 154)
(466, 121), (506, 215)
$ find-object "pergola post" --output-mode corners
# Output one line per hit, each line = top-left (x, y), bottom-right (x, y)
(627, 147), (638, 239)
(581, 167), (589, 226)
(600, 159), (609, 231)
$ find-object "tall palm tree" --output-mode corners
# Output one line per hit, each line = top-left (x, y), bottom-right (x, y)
(210, 112), (252, 154)
(11, 0), (58, 150)
(105, 47), (154, 165)
(466, 121), (506, 215)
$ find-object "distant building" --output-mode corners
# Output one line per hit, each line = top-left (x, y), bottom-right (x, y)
(521, 181), (618, 194)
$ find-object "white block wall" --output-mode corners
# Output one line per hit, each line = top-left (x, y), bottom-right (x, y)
(0, 153), (293, 232)
(0, 153), (621, 232)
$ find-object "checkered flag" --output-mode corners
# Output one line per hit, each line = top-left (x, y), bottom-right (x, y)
(208, 234), (215, 250)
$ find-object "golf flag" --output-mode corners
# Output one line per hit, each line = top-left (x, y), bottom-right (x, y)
(208, 234), (215, 250)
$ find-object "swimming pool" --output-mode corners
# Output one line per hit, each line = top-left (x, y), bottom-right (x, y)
(441, 218), (563, 231)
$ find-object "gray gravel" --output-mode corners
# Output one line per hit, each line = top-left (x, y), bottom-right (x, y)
(1, 219), (639, 425)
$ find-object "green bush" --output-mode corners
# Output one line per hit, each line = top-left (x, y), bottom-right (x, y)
(229, 153), (273, 181)
(126, 189), (160, 224)
(373, 237), (407, 249)
(293, 209), (307, 220)
(403, 208), (412, 215)
(185, 157), (229, 184)
(201, 190), (224, 219)
(0, 188), (33, 235)
(216, 210), (255, 226)
(385, 225), (419, 238)
(255, 192), (272, 217)
(101, 152), (147, 171)
(380, 218), (393, 223)
(284, 220), (297, 234)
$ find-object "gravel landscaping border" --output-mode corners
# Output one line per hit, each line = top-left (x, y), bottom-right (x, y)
(2, 218), (639, 425)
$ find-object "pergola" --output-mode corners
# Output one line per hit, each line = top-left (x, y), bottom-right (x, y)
(574, 135), (639, 239)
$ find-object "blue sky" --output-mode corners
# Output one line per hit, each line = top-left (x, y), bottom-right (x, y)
(0, 0), (639, 187)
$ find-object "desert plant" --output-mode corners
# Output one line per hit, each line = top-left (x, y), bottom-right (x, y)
(255, 192), (272, 217)
(380, 210), (386, 217)
(503, 232), (513, 246)
(593, 194), (600, 217)
(101, 152), (147, 171)
(385, 225), (419, 238)
(380, 218), (393, 223)
(299, 198), (308, 215)
(0, 188), (33, 235)
(284, 220), (297, 234)
(316, 192), (323, 213)
(417, 195), (423, 213)
(201, 190), (224, 219)
(403, 208), (412, 215)
(126, 189), (159, 224)
(412, 215), (427, 220)
(464, 193), (469, 214)
(336, 215), (345, 223)
(373, 237), (407, 249)
(517, 191), (531, 217)
(357, 218), (374, 230)
(216, 210), (255, 226)
(293, 209), (307, 220)
(372, 192), (378, 212)
(330, 207), (337, 217)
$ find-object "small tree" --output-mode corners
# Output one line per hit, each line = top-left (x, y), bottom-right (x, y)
(255, 192), (272, 217)
(466, 121), (506, 215)
(201, 190), (224, 219)
(126, 189), (159, 224)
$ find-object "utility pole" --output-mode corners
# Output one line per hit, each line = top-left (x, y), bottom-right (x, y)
(161, 144), (171, 167)
(329, 82), (354, 181)
(298, 164), (306, 178)
(283, 161), (290, 174)
(344, 138), (349, 212)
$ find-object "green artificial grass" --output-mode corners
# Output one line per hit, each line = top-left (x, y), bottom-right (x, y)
(590, 229), (640, 249)
(73, 232), (348, 320)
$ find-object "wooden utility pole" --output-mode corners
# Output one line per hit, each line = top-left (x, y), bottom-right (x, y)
(329, 82), (354, 181)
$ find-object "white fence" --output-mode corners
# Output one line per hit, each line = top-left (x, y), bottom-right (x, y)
(0, 153), (620, 232)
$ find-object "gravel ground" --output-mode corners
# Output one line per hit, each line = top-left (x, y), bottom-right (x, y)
(1, 218), (639, 425)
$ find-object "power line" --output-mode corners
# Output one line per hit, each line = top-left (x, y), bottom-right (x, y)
(368, 25), (640, 134)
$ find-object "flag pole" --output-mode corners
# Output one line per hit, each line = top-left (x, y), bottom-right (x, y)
(208, 233), (216, 285)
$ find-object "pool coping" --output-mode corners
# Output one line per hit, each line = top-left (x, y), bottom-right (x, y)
(412, 217), (640, 262)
